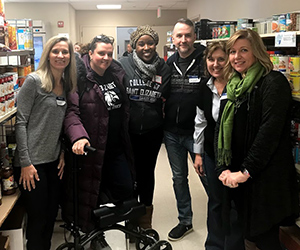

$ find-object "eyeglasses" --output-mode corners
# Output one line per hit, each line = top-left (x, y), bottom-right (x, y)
(56, 96), (66, 106)
(92, 35), (115, 45)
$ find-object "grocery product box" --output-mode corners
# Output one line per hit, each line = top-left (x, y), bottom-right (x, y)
(219, 24), (235, 38)
(278, 14), (287, 32)
(206, 20), (236, 39)
(237, 18), (253, 30)
(7, 26), (16, 50)
(290, 56), (300, 74)
(290, 74), (300, 95)
(272, 14), (280, 32)
(286, 12), (300, 31)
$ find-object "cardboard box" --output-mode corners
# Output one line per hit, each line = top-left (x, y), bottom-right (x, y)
(219, 24), (235, 38)
(272, 14), (280, 32)
(0, 205), (25, 250)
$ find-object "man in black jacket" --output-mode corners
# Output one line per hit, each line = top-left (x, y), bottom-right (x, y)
(164, 18), (208, 241)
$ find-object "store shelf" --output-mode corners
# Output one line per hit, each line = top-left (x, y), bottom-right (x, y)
(0, 189), (20, 228)
(0, 107), (17, 125)
(195, 31), (300, 43)
(0, 49), (34, 57)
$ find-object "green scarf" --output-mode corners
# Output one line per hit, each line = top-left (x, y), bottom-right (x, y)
(217, 62), (265, 166)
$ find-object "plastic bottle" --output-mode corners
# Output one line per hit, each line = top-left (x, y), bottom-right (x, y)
(1, 165), (15, 195)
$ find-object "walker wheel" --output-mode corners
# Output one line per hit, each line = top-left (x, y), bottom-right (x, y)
(135, 228), (160, 250)
(150, 240), (172, 250)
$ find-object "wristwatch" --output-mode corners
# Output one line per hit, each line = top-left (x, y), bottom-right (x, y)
(242, 168), (251, 177)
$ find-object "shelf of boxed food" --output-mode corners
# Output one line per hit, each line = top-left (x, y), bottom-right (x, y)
(0, 107), (16, 125)
(0, 49), (34, 67)
(195, 31), (300, 44)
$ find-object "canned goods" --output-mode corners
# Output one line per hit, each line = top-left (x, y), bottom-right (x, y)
(278, 56), (289, 73)
(290, 74), (300, 93)
(271, 55), (279, 71)
(289, 56), (300, 74)
(18, 66), (24, 76)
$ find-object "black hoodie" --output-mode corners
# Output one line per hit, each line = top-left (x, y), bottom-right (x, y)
(119, 53), (171, 134)
(164, 45), (207, 135)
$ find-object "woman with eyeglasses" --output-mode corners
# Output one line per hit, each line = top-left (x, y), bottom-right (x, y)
(14, 35), (76, 250)
(119, 25), (171, 231)
(63, 34), (134, 250)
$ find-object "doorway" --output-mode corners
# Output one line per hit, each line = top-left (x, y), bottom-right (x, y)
(116, 27), (137, 59)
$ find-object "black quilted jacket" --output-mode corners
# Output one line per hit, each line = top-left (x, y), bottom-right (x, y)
(216, 70), (299, 237)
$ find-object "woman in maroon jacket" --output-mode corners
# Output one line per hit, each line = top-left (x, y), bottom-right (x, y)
(63, 35), (134, 250)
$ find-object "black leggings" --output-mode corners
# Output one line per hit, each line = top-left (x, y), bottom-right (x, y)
(15, 160), (61, 250)
(99, 153), (134, 204)
(130, 126), (163, 206)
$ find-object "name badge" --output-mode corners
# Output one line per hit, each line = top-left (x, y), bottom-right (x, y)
(220, 93), (228, 100)
(188, 76), (201, 83)
(155, 75), (162, 84)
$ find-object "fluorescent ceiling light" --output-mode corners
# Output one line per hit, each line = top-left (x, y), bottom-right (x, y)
(96, 4), (122, 9)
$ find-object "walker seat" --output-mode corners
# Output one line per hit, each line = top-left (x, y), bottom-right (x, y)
(93, 199), (146, 228)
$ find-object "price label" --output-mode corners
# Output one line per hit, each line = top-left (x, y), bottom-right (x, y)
(275, 32), (296, 47)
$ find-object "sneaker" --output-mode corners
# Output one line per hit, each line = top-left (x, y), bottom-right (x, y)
(168, 224), (193, 241)
(90, 234), (112, 250)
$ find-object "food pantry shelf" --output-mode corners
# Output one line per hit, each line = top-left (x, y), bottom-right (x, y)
(0, 189), (20, 228)
(0, 107), (17, 124)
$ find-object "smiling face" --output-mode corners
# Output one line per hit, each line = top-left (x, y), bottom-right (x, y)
(89, 42), (113, 76)
(135, 35), (157, 63)
(229, 38), (256, 75)
(49, 41), (70, 73)
(172, 22), (196, 58)
(206, 48), (226, 80)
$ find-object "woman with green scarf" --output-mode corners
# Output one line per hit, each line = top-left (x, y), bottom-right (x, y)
(216, 29), (299, 250)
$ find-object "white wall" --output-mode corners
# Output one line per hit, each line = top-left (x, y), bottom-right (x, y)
(4, 3), (186, 57)
(76, 10), (186, 57)
(187, 0), (300, 21)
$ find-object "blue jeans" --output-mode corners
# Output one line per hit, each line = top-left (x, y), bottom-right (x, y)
(203, 153), (245, 250)
(164, 131), (208, 225)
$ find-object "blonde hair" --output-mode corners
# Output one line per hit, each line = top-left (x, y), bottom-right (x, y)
(35, 35), (77, 93)
(223, 29), (273, 81)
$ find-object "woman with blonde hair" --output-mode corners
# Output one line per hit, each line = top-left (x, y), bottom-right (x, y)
(216, 29), (299, 250)
(14, 35), (76, 250)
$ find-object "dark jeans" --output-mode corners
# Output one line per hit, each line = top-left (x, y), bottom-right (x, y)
(203, 153), (245, 250)
(130, 126), (163, 206)
(164, 130), (208, 225)
(99, 153), (134, 204)
(15, 160), (61, 250)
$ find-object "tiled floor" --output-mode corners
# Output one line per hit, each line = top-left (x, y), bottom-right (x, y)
(51, 144), (208, 250)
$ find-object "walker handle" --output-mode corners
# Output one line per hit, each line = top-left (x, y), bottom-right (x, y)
(84, 145), (96, 153)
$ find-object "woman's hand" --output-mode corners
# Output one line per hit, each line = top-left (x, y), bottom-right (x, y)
(194, 154), (205, 176)
(219, 170), (249, 188)
(57, 151), (65, 179)
(72, 138), (90, 155)
(19, 165), (40, 191)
